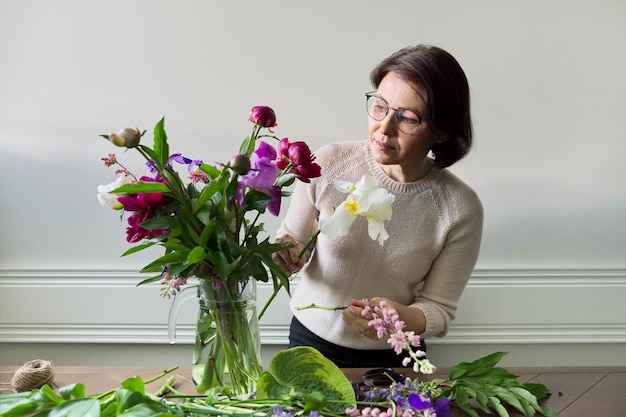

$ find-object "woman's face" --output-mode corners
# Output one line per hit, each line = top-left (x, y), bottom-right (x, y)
(368, 71), (441, 182)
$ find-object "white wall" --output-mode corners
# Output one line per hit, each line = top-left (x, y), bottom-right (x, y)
(1, 0), (625, 368)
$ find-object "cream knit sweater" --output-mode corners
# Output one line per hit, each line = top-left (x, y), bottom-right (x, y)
(277, 141), (483, 350)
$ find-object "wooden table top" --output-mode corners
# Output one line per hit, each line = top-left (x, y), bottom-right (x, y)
(2, 365), (625, 416)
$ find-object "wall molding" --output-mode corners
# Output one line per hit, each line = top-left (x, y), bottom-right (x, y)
(1, 268), (625, 346)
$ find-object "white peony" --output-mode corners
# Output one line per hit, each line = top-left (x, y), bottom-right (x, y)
(97, 175), (133, 209)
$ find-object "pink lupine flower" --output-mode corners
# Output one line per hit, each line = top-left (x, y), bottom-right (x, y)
(361, 298), (433, 374)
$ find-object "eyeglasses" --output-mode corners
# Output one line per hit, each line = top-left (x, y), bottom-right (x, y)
(365, 92), (426, 135)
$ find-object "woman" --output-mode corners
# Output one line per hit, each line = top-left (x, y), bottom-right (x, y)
(273, 44), (483, 368)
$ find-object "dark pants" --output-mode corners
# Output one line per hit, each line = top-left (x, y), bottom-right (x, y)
(288, 316), (427, 368)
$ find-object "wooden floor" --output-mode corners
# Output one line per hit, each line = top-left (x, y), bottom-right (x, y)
(1, 366), (625, 416)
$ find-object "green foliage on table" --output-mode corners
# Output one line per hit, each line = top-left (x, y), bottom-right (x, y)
(436, 351), (558, 417)
(0, 350), (559, 417)
(0, 374), (179, 417)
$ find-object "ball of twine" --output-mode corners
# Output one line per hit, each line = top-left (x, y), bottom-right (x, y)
(11, 359), (55, 392)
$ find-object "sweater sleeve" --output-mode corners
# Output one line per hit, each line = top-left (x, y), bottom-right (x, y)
(411, 182), (484, 338)
(275, 178), (319, 245)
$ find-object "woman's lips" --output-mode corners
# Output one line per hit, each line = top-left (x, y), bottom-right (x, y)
(373, 139), (394, 151)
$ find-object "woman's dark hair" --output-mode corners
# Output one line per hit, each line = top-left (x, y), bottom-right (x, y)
(370, 45), (472, 168)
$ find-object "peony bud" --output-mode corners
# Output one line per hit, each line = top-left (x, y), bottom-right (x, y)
(248, 106), (277, 129)
(230, 154), (251, 175)
(109, 127), (141, 148)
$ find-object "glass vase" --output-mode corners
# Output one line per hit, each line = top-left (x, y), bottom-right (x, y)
(168, 276), (262, 398)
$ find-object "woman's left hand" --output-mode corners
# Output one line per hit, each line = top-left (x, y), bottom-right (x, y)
(342, 297), (427, 339)
(341, 297), (388, 340)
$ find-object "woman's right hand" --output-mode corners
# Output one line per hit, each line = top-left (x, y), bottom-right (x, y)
(272, 235), (305, 276)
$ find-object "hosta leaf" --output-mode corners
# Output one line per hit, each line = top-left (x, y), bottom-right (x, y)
(256, 346), (355, 414)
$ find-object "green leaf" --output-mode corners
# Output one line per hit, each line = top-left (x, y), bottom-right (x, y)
(137, 145), (160, 169)
(115, 388), (145, 414)
(242, 189), (273, 213)
(540, 405), (559, 417)
(136, 275), (162, 286)
(59, 383), (86, 400)
(47, 398), (100, 417)
(153, 117), (169, 168)
(140, 215), (178, 230)
(186, 246), (206, 264)
(523, 382), (552, 400)
(491, 386), (527, 415)
(239, 132), (256, 156)
(121, 241), (157, 256)
(449, 351), (508, 379)
(0, 395), (38, 416)
(139, 251), (189, 273)
(453, 386), (480, 417)
(509, 387), (542, 414)
(112, 181), (170, 194)
(120, 376), (145, 395)
(257, 346), (356, 414)
(275, 173), (297, 187)
(207, 250), (230, 279)
(489, 396), (510, 417)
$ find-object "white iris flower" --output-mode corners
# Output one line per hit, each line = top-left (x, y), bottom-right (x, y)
(319, 175), (395, 245)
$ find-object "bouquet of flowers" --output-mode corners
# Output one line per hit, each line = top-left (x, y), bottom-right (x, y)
(97, 106), (321, 397)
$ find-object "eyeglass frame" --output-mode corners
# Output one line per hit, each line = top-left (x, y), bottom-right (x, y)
(365, 91), (428, 135)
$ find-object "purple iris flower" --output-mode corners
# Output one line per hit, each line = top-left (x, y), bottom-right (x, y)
(169, 153), (193, 166)
(239, 141), (278, 189)
(434, 397), (452, 417)
(145, 153), (195, 173)
(408, 392), (432, 410)
(266, 185), (282, 216)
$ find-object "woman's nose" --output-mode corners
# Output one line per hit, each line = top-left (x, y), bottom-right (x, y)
(379, 110), (398, 136)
